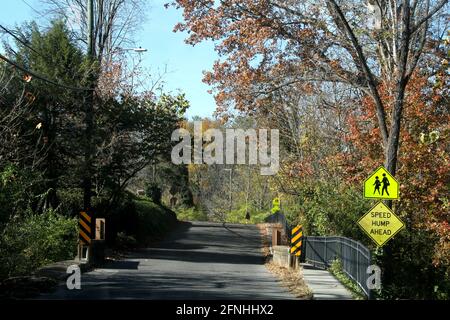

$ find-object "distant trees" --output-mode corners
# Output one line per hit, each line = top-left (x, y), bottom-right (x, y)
(177, 117), (275, 222)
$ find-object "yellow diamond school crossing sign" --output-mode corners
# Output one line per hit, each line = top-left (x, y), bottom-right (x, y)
(358, 202), (405, 247)
(364, 166), (399, 200)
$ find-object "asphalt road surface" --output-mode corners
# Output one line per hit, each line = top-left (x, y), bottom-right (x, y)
(39, 221), (295, 299)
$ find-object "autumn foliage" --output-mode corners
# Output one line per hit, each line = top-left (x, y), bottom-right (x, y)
(341, 73), (449, 268)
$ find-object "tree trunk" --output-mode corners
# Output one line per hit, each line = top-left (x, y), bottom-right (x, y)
(385, 81), (407, 176)
(385, 0), (410, 177)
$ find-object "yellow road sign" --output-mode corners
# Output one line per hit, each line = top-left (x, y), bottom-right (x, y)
(364, 166), (399, 200)
(357, 202), (404, 247)
(271, 197), (280, 214)
(272, 197), (280, 207)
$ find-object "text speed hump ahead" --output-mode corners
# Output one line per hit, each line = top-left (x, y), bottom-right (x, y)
(364, 166), (399, 200)
(358, 201), (405, 247)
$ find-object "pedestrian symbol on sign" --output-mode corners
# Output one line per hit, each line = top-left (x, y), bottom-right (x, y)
(373, 176), (381, 195)
(381, 173), (390, 196)
(373, 174), (390, 196)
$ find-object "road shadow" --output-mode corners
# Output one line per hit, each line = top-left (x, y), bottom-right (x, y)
(144, 248), (264, 265)
(128, 222), (265, 265)
(223, 223), (257, 241)
(36, 221), (296, 300)
(40, 271), (294, 300)
(101, 260), (140, 270)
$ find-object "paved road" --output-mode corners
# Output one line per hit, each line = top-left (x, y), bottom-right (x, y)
(39, 221), (295, 299)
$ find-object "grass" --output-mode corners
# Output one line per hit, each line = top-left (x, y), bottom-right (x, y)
(132, 197), (178, 245)
(328, 259), (367, 300)
(175, 206), (208, 222)
(174, 204), (271, 224)
(225, 207), (270, 224)
(265, 260), (313, 299)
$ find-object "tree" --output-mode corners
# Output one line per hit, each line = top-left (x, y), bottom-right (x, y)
(173, 0), (449, 298)
(95, 92), (189, 207)
(1, 21), (86, 210)
(40, 0), (151, 209)
(173, 0), (448, 175)
(42, 0), (149, 62)
(341, 70), (449, 297)
(0, 62), (38, 167)
(184, 116), (274, 221)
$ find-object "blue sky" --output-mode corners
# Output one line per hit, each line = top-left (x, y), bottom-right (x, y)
(0, 0), (219, 118)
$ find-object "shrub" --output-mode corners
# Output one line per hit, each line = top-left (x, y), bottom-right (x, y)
(283, 182), (371, 245)
(328, 259), (367, 300)
(134, 199), (177, 245)
(0, 164), (45, 227)
(102, 195), (138, 246)
(175, 206), (208, 222)
(225, 205), (269, 224)
(103, 193), (178, 247)
(0, 209), (78, 280)
(56, 188), (84, 217)
(115, 232), (137, 249)
(145, 182), (162, 205)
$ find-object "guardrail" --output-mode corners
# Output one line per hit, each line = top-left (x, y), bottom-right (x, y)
(304, 236), (372, 298)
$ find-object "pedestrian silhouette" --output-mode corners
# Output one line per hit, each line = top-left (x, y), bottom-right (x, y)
(381, 173), (390, 196)
(373, 176), (381, 195)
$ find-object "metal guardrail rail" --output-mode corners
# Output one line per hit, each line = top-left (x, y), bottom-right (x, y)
(304, 236), (372, 298)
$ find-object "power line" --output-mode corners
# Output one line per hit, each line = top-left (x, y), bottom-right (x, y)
(0, 24), (91, 92)
(0, 52), (92, 92)
(0, 24), (47, 59)
(21, 0), (46, 18)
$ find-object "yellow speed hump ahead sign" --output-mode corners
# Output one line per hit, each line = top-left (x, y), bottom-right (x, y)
(358, 201), (405, 247)
(364, 166), (399, 200)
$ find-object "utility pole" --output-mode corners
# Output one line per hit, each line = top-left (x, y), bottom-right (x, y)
(224, 168), (232, 213)
(229, 168), (232, 212)
(245, 165), (251, 220)
(83, 0), (94, 211)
